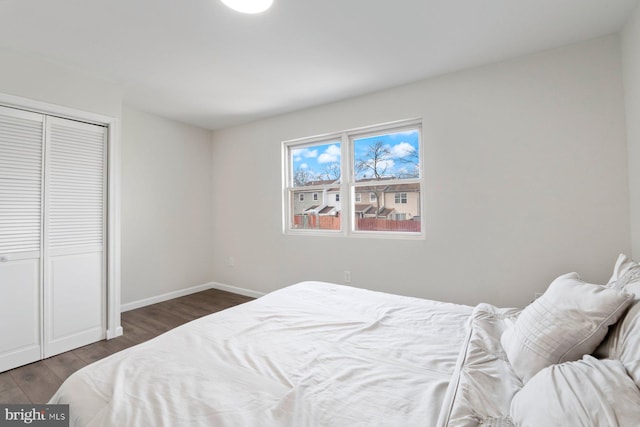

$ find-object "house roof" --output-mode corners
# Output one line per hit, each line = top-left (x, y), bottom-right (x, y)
(355, 182), (421, 192)
(354, 204), (375, 214)
(319, 206), (336, 214)
(300, 179), (339, 187)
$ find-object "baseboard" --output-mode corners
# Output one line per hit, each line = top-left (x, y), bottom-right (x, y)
(120, 281), (267, 312)
(120, 282), (215, 312)
(210, 281), (266, 299)
(106, 326), (124, 339)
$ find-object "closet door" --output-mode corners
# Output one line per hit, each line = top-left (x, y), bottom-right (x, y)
(0, 106), (44, 372)
(43, 117), (106, 357)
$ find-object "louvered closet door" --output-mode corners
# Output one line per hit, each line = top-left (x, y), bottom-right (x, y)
(43, 116), (106, 357)
(0, 106), (44, 372)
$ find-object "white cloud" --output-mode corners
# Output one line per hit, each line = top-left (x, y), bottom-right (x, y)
(391, 142), (415, 158)
(293, 148), (318, 159)
(379, 159), (395, 171)
(361, 158), (395, 175)
(300, 163), (308, 169)
(318, 144), (341, 163)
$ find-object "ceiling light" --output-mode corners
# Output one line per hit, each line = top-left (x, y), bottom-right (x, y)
(220, 0), (273, 14)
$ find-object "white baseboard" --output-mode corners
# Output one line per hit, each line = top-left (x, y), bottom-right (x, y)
(106, 326), (124, 339)
(121, 282), (215, 312)
(120, 281), (266, 312)
(210, 281), (266, 299)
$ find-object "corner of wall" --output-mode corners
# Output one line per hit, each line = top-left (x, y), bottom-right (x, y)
(621, 1), (640, 259)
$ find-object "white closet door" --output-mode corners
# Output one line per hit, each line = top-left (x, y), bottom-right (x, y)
(43, 116), (106, 357)
(0, 106), (44, 372)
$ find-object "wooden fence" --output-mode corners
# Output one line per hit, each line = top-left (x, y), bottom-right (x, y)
(357, 218), (421, 232)
(294, 215), (420, 232)
(294, 215), (340, 230)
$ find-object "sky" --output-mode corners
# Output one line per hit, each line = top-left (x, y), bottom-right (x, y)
(292, 129), (419, 184)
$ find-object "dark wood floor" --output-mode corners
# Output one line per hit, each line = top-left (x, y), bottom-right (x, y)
(0, 289), (253, 404)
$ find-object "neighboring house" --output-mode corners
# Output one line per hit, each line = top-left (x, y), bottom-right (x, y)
(327, 187), (341, 209)
(293, 191), (323, 214)
(382, 183), (421, 220)
(293, 180), (341, 215)
(354, 182), (420, 220)
(294, 180), (419, 220)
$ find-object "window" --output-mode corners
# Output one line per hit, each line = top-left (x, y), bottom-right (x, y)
(395, 193), (407, 204)
(283, 119), (423, 237)
(286, 140), (341, 230)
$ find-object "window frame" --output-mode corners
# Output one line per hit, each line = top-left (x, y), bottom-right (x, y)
(282, 118), (424, 239)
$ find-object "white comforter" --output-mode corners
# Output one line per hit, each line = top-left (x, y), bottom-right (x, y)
(49, 282), (521, 427)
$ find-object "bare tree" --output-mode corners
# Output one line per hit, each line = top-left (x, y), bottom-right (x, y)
(396, 149), (419, 178)
(355, 141), (391, 180)
(321, 163), (341, 181)
(355, 141), (392, 218)
(293, 167), (313, 186)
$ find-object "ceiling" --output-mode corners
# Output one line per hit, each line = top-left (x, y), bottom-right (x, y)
(0, 0), (637, 130)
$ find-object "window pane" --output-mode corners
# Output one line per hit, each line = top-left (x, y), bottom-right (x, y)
(395, 192), (407, 204)
(353, 129), (419, 182)
(291, 141), (341, 187)
(353, 184), (421, 232)
(291, 190), (341, 230)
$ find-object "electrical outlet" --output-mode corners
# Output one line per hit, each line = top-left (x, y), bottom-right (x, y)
(344, 270), (351, 283)
(227, 256), (235, 267)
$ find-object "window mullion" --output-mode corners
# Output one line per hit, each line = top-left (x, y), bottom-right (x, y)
(342, 133), (351, 236)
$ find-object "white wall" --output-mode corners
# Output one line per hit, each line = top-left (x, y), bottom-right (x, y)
(211, 35), (631, 308)
(121, 107), (214, 305)
(622, 1), (640, 260)
(0, 47), (122, 118)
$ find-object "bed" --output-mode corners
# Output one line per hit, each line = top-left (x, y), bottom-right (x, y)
(50, 255), (640, 427)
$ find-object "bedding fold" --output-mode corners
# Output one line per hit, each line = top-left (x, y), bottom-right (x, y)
(441, 303), (522, 427)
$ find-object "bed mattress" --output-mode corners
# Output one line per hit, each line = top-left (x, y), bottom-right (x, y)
(49, 282), (520, 426)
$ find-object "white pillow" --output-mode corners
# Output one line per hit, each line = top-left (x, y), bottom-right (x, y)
(607, 253), (640, 288)
(500, 272), (633, 383)
(595, 281), (640, 388)
(511, 355), (640, 427)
